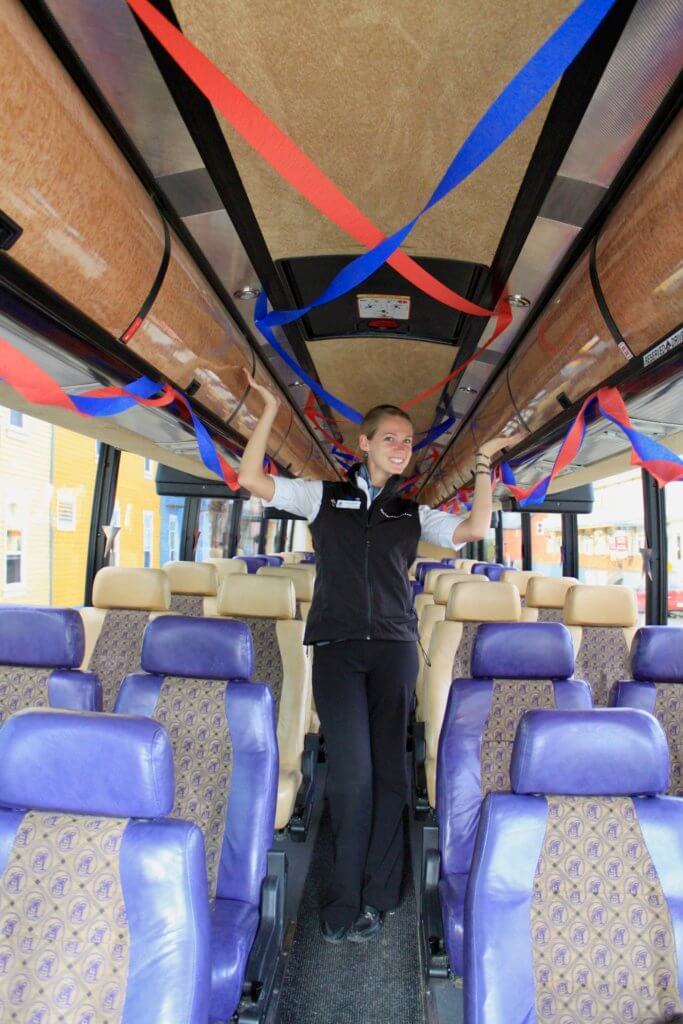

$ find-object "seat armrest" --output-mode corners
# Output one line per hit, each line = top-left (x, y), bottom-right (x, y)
(238, 850), (287, 1022)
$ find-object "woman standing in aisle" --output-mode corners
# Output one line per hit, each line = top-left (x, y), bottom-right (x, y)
(237, 371), (518, 943)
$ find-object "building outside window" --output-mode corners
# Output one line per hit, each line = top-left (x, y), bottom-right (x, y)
(143, 511), (154, 568)
(531, 513), (563, 576)
(195, 499), (237, 560)
(5, 499), (24, 588)
(237, 495), (263, 556)
(666, 482), (683, 626)
(8, 409), (24, 430)
(577, 468), (645, 623)
(56, 489), (77, 531)
(501, 511), (523, 568)
(144, 457), (154, 479)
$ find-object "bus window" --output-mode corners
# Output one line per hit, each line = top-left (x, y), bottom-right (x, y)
(237, 496), (264, 556)
(482, 524), (496, 563)
(1, 406), (97, 605)
(577, 469), (645, 622)
(501, 512), (523, 569)
(112, 452), (181, 569)
(666, 483), (683, 627)
(195, 498), (238, 560)
(531, 513), (562, 577)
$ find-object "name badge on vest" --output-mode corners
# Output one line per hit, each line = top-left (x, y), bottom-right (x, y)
(332, 498), (362, 510)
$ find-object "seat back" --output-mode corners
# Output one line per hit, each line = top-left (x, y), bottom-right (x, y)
(524, 575), (578, 622)
(423, 581), (522, 805)
(162, 560), (218, 616)
(415, 573), (487, 718)
(0, 605), (100, 719)
(472, 562), (507, 581)
(438, 623), (591, 880)
(565, 584), (638, 706)
(423, 567), (474, 596)
(465, 709), (683, 1024)
(500, 569), (541, 600)
(217, 575), (309, 777)
(116, 617), (278, 904)
(235, 555), (270, 574)
(256, 565), (315, 621)
(79, 568), (171, 711)
(263, 554), (284, 566)
(0, 709), (210, 1024)
(614, 626), (683, 795)
(415, 560), (450, 586)
(203, 557), (248, 578)
(455, 559), (478, 570)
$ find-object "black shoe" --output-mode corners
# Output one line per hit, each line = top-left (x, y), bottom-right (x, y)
(347, 905), (384, 943)
(320, 918), (349, 943)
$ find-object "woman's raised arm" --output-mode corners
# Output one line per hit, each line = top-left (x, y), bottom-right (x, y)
(236, 370), (281, 501)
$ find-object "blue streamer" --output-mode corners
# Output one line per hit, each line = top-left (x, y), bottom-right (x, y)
(257, 0), (616, 333)
(413, 417), (456, 451)
(71, 376), (163, 416)
(254, 293), (363, 423)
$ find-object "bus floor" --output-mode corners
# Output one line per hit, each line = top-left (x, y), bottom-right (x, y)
(266, 766), (464, 1024)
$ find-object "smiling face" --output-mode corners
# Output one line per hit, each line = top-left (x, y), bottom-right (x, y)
(359, 413), (414, 484)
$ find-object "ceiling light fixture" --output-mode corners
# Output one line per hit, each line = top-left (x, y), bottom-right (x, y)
(233, 286), (261, 300)
(507, 294), (531, 308)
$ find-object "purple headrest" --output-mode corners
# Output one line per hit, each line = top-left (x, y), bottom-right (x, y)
(416, 561), (447, 585)
(0, 709), (174, 816)
(0, 606), (84, 668)
(264, 555), (284, 566)
(301, 552), (316, 564)
(472, 622), (574, 679)
(631, 626), (683, 683)
(511, 709), (669, 796)
(236, 555), (269, 574)
(472, 563), (507, 581)
(440, 558), (457, 568)
(141, 615), (253, 679)
(410, 580), (424, 598)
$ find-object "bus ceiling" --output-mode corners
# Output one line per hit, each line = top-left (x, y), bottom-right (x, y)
(0, 1), (680, 498)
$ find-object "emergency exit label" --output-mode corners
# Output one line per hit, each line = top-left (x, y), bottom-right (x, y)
(357, 294), (411, 320)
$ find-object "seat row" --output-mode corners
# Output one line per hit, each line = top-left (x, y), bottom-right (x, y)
(0, 607), (284, 1022)
(419, 618), (683, 998)
(415, 575), (640, 808)
(456, 704), (683, 1023)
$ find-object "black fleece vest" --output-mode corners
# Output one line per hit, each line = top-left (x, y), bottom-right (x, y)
(304, 465), (421, 644)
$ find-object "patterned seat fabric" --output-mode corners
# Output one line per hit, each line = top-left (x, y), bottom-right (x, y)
(614, 626), (683, 796)
(437, 622), (592, 976)
(465, 708), (683, 1024)
(216, 574), (310, 831)
(80, 567), (171, 711)
(525, 576), (579, 625)
(423, 581), (521, 808)
(115, 615), (278, 1023)
(163, 561), (218, 618)
(0, 709), (211, 1024)
(0, 606), (100, 722)
(565, 584), (638, 707)
(256, 565), (316, 635)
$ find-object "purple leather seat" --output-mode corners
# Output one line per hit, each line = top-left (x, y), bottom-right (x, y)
(416, 561), (448, 586)
(235, 555), (270, 574)
(300, 552), (316, 564)
(0, 709), (210, 1022)
(436, 622), (591, 974)
(614, 626), (683, 795)
(471, 562), (508, 581)
(115, 616), (279, 1023)
(0, 605), (101, 719)
(465, 708), (683, 1023)
(410, 579), (424, 602)
(263, 555), (284, 566)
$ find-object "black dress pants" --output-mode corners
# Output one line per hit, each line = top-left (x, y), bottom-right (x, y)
(313, 639), (419, 929)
